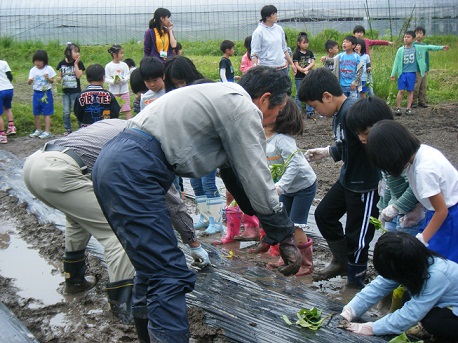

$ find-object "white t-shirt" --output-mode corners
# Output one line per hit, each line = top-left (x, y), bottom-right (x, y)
(105, 61), (130, 95)
(28, 65), (56, 91)
(407, 144), (458, 210)
(0, 60), (13, 91)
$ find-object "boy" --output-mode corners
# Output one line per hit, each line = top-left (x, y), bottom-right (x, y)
(298, 68), (380, 288)
(353, 25), (394, 96)
(390, 31), (448, 115)
(412, 26), (428, 108)
(139, 56), (166, 111)
(74, 64), (120, 126)
(333, 36), (363, 99)
(219, 40), (239, 82)
(320, 39), (339, 72)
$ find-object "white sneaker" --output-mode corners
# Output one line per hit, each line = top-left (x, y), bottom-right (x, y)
(38, 131), (52, 139)
(0, 134), (7, 144)
(29, 130), (42, 138)
(6, 125), (16, 135)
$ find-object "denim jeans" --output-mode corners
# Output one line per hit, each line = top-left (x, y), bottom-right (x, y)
(62, 92), (78, 131)
(279, 181), (316, 225)
(341, 86), (359, 99)
(294, 79), (313, 115)
(190, 170), (220, 198)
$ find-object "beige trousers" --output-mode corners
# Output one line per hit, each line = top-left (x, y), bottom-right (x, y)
(23, 150), (135, 282)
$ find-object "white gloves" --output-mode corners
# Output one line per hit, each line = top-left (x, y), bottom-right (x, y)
(400, 203), (426, 228)
(380, 205), (399, 222)
(346, 322), (374, 336)
(275, 184), (285, 196)
(304, 147), (330, 162)
(189, 244), (210, 269)
(340, 305), (356, 321)
(415, 233), (429, 247)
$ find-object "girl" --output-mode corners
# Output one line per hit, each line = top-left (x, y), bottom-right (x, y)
(292, 32), (315, 117)
(164, 55), (203, 92)
(342, 231), (458, 340)
(0, 58), (16, 144)
(56, 42), (85, 135)
(366, 120), (458, 263)
(264, 98), (317, 276)
(240, 36), (252, 74)
(105, 45), (132, 119)
(355, 39), (371, 99)
(144, 7), (177, 62)
(27, 50), (56, 139)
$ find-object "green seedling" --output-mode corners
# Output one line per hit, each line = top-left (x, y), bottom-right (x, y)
(369, 216), (387, 233)
(282, 307), (332, 331)
(269, 150), (301, 182)
(388, 332), (423, 343)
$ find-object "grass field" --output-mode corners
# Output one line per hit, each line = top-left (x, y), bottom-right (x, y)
(1, 29), (457, 135)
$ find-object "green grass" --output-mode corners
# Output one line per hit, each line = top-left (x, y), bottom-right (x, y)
(1, 31), (457, 135)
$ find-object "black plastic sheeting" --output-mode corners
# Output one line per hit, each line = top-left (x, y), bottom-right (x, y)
(186, 243), (390, 343)
(0, 302), (39, 342)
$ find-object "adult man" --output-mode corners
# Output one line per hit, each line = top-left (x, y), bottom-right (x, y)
(251, 5), (297, 76)
(92, 66), (302, 342)
(22, 119), (209, 328)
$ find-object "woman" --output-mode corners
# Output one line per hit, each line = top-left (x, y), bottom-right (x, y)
(144, 8), (176, 62)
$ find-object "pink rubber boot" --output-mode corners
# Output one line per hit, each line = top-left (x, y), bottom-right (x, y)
(212, 206), (242, 245)
(234, 214), (260, 241)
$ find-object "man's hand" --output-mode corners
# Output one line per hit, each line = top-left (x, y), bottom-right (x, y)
(190, 244), (210, 270)
(305, 147), (330, 162)
(380, 205), (399, 222)
(278, 235), (301, 276)
(346, 322), (374, 335)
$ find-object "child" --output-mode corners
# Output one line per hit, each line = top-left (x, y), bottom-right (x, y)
(56, 43), (85, 135)
(293, 32), (315, 117)
(299, 68), (380, 288)
(264, 98), (316, 276)
(353, 25), (394, 96)
(320, 39), (339, 72)
(219, 40), (239, 82)
(129, 68), (148, 115)
(105, 44), (132, 119)
(164, 55), (203, 92)
(333, 36), (363, 99)
(0, 58), (16, 144)
(355, 39), (371, 99)
(412, 26), (429, 108)
(73, 64), (120, 126)
(124, 58), (136, 72)
(390, 31), (448, 115)
(139, 56), (166, 111)
(173, 42), (183, 56)
(240, 36), (252, 74)
(341, 231), (458, 340)
(346, 96), (424, 236)
(366, 120), (458, 263)
(28, 49), (56, 139)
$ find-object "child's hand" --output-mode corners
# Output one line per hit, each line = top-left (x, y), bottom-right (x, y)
(350, 84), (356, 91)
(390, 76), (395, 81)
(305, 147), (330, 162)
(113, 75), (120, 83)
(443, 45), (449, 51)
(235, 75), (241, 80)
(320, 56), (326, 63)
(367, 67), (372, 72)
(388, 41), (395, 46)
(56, 76), (62, 83)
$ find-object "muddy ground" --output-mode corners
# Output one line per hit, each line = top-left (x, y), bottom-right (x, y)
(0, 102), (457, 342)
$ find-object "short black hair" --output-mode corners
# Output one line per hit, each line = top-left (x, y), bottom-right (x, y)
(130, 68), (148, 94)
(33, 50), (48, 65)
(220, 40), (235, 53)
(325, 39), (338, 52)
(366, 120), (420, 177)
(353, 25), (366, 34)
(414, 26), (426, 35)
(405, 31), (416, 39)
(164, 56), (204, 92)
(344, 35), (357, 46)
(373, 232), (440, 296)
(356, 38), (367, 55)
(238, 66), (291, 108)
(260, 5), (277, 22)
(297, 68), (342, 102)
(86, 64), (105, 83)
(124, 58), (136, 68)
(346, 96), (394, 133)
(139, 56), (164, 81)
(273, 98), (304, 136)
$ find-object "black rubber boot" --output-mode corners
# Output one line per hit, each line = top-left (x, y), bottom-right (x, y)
(313, 238), (348, 281)
(346, 262), (367, 289)
(106, 279), (134, 324)
(134, 317), (150, 343)
(63, 249), (97, 294)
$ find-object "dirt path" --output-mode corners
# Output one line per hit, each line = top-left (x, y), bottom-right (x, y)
(0, 103), (456, 342)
